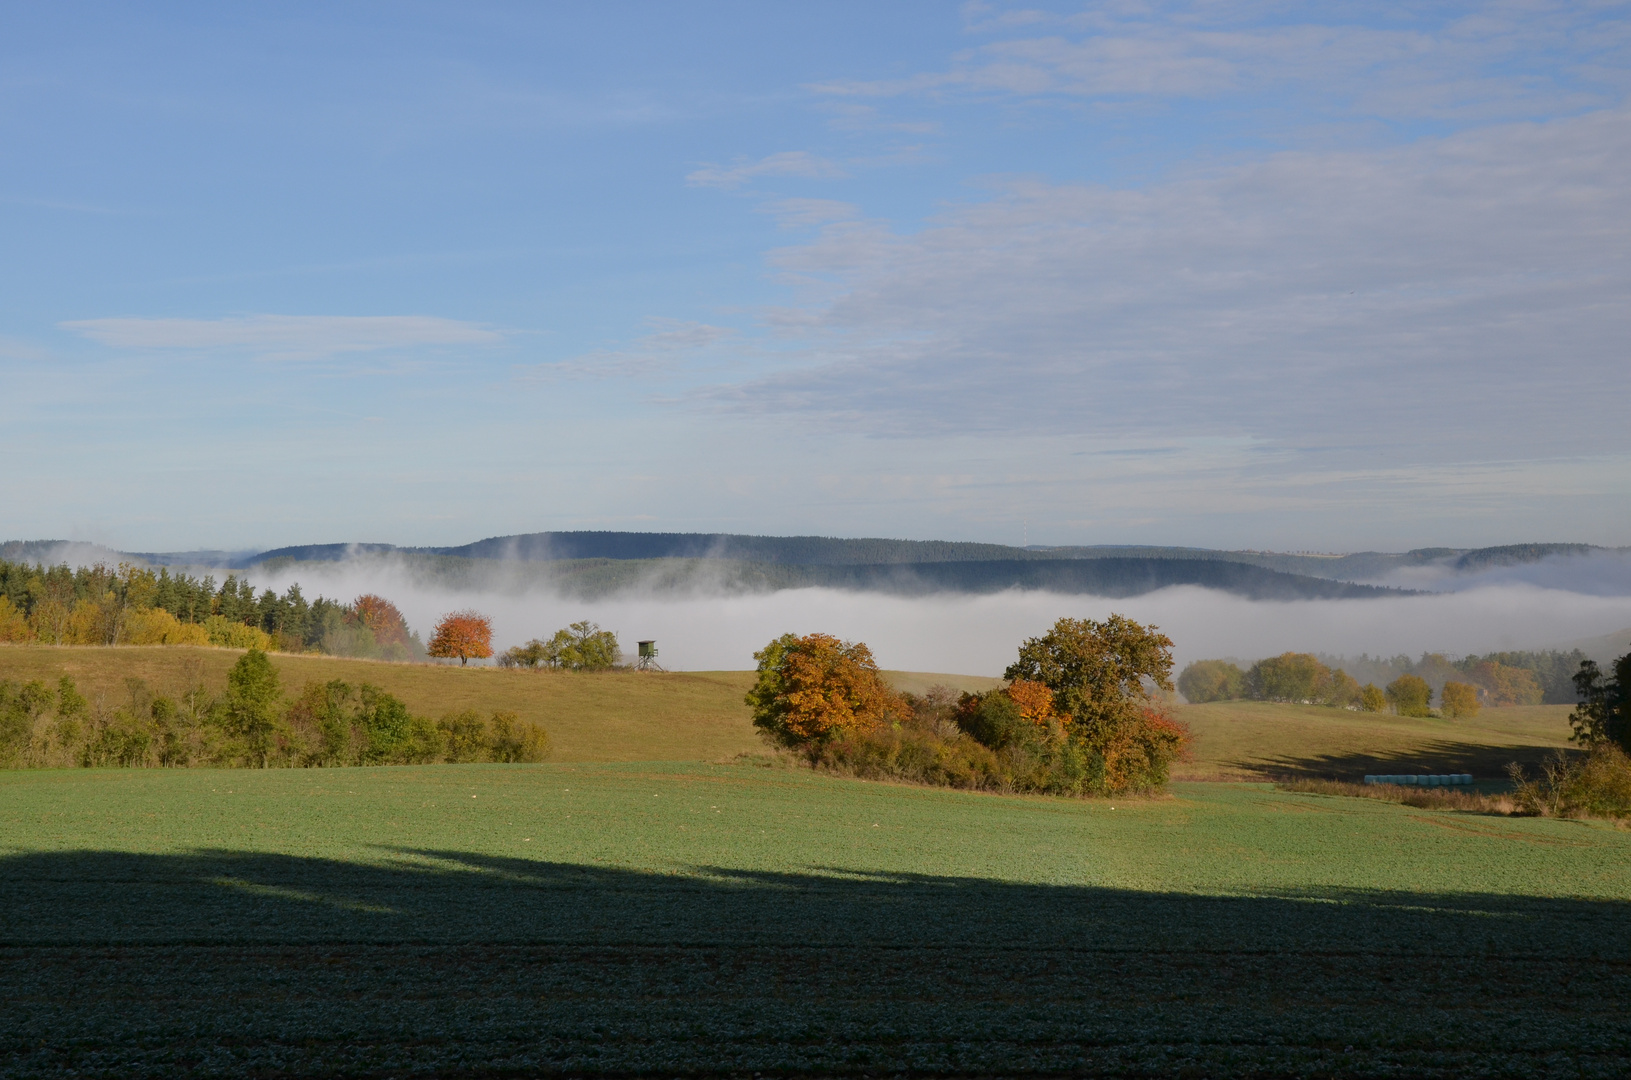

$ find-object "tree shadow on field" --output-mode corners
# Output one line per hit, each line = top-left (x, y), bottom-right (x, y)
(2, 847), (1630, 1078)
(1229, 737), (1582, 783)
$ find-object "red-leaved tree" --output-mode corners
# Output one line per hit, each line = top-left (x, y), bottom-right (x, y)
(352, 594), (411, 650)
(428, 610), (493, 666)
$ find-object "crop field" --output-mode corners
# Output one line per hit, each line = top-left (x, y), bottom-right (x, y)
(5, 762), (1631, 1077)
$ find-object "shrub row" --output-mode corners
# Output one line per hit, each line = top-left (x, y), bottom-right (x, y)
(0, 649), (548, 769)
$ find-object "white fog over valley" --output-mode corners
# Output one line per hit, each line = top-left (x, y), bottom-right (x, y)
(238, 555), (1631, 675)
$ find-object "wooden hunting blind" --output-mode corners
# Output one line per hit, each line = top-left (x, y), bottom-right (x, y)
(635, 640), (663, 671)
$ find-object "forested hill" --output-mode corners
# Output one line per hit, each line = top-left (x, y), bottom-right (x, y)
(244, 554), (1408, 601)
(2, 533), (1619, 596)
(251, 532), (1040, 566)
(772, 558), (1403, 600)
(236, 532), (1618, 583)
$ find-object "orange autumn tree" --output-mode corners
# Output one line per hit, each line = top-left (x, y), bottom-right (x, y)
(428, 610), (493, 666)
(746, 632), (906, 747)
(352, 594), (412, 651)
(1004, 679), (1060, 731)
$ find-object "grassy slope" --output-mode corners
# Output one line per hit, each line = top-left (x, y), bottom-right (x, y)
(0, 646), (1005, 763)
(1171, 699), (1577, 781)
(3, 764), (1629, 1076)
(0, 646), (1575, 778)
(0, 644), (759, 762)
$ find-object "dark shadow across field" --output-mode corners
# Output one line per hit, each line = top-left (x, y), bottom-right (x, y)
(3, 848), (1630, 1077)
(1228, 737), (1581, 782)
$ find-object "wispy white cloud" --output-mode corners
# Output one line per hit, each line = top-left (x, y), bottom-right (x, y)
(63, 315), (502, 358)
(699, 107), (1631, 471)
(813, 3), (1630, 121)
(686, 151), (847, 190)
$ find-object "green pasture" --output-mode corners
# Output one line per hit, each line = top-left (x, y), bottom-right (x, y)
(4, 762), (1630, 1077)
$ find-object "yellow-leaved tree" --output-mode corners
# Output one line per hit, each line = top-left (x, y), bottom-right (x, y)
(1440, 680), (1480, 719)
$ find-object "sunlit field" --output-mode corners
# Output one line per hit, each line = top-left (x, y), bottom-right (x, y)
(3, 646), (1626, 1076)
(1172, 699), (1577, 781)
(4, 762), (1631, 1077)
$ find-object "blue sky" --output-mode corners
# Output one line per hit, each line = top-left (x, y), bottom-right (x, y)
(3, 1), (1629, 553)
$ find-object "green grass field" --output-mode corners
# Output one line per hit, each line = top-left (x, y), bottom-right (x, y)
(3, 763), (1630, 1077)
(2, 645), (1626, 1077)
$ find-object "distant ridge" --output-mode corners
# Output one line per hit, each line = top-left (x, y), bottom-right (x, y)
(793, 558), (1401, 601)
(439, 532), (1045, 565)
(1453, 543), (1599, 571)
(4, 532), (1622, 601)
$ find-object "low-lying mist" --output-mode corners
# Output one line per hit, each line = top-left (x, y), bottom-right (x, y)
(1375, 549), (1631, 596)
(247, 556), (1631, 675)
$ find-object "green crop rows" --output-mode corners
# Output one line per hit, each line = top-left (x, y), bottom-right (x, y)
(4, 763), (1630, 1077)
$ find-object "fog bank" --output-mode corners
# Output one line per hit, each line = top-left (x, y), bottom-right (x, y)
(247, 559), (1631, 674)
(1376, 550), (1631, 597)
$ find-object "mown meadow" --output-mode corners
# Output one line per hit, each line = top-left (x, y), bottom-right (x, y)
(2, 645), (1627, 1077)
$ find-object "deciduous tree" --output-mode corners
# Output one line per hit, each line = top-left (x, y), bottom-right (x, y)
(1004, 615), (1187, 792)
(1385, 674), (1432, 717)
(746, 632), (905, 746)
(1005, 679), (1059, 729)
(1246, 652), (1330, 703)
(352, 594), (412, 650)
(214, 648), (283, 766)
(428, 610), (494, 665)
(1465, 660), (1544, 706)
(1005, 615), (1174, 727)
(1177, 659), (1244, 703)
(1440, 681), (1480, 719)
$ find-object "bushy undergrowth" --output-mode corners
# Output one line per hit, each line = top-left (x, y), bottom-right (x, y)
(0, 649), (548, 769)
(1508, 746), (1631, 820)
(803, 683), (1185, 797)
